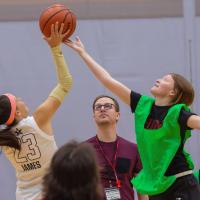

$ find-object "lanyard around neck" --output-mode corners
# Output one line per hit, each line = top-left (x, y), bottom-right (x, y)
(96, 136), (121, 188)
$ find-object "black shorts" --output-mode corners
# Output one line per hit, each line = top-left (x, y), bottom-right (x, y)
(149, 175), (200, 200)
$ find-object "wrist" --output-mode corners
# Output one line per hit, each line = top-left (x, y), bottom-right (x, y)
(79, 49), (87, 57)
(51, 45), (62, 53)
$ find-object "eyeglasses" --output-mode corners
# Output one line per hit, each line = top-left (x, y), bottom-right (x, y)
(94, 103), (115, 111)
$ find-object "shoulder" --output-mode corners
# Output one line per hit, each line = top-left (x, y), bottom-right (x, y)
(180, 108), (195, 116)
(169, 104), (194, 118)
(21, 116), (33, 123)
(118, 137), (141, 165)
(130, 90), (142, 113)
(178, 108), (196, 128)
(118, 136), (138, 150)
(85, 136), (96, 144)
(130, 90), (141, 100)
(84, 136), (99, 150)
(17, 116), (35, 128)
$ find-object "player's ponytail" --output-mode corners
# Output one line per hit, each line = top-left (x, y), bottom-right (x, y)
(0, 121), (21, 150)
(0, 94), (20, 150)
(170, 73), (194, 106)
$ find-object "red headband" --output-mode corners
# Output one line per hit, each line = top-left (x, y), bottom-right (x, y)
(4, 93), (16, 126)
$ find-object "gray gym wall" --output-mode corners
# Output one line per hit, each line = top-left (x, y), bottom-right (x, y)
(0, 0), (199, 199)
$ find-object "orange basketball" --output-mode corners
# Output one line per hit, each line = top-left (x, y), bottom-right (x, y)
(39, 4), (77, 40)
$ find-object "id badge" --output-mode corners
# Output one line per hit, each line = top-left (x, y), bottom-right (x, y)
(105, 187), (121, 200)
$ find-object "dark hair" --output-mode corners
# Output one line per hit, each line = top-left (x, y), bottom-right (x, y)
(0, 95), (12, 124)
(42, 141), (103, 200)
(92, 95), (120, 112)
(170, 73), (195, 106)
(0, 95), (20, 150)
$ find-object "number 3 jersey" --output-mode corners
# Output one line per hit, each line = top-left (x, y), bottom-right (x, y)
(2, 116), (58, 190)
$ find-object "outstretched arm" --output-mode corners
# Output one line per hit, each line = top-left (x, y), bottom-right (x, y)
(33, 22), (73, 135)
(187, 115), (200, 130)
(64, 37), (131, 105)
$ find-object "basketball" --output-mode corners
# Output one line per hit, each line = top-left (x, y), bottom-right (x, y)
(39, 4), (77, 40)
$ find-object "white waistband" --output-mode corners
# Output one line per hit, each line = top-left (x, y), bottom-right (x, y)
(175, 170), (193, 178)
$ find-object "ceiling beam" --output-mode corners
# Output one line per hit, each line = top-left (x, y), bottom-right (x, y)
(0, 0), (183, 21)
(196, 0), (200, 16)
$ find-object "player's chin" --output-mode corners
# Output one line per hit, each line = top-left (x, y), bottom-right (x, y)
(150, 86), (155, 92)
(96, 119), (110, 125)
(150, 86), (158, 96)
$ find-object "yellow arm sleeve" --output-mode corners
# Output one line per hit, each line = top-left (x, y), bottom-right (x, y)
(49, 45), (73, 103)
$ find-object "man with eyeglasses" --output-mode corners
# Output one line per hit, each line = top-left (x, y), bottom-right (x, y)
(86, 95), (148, 200)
